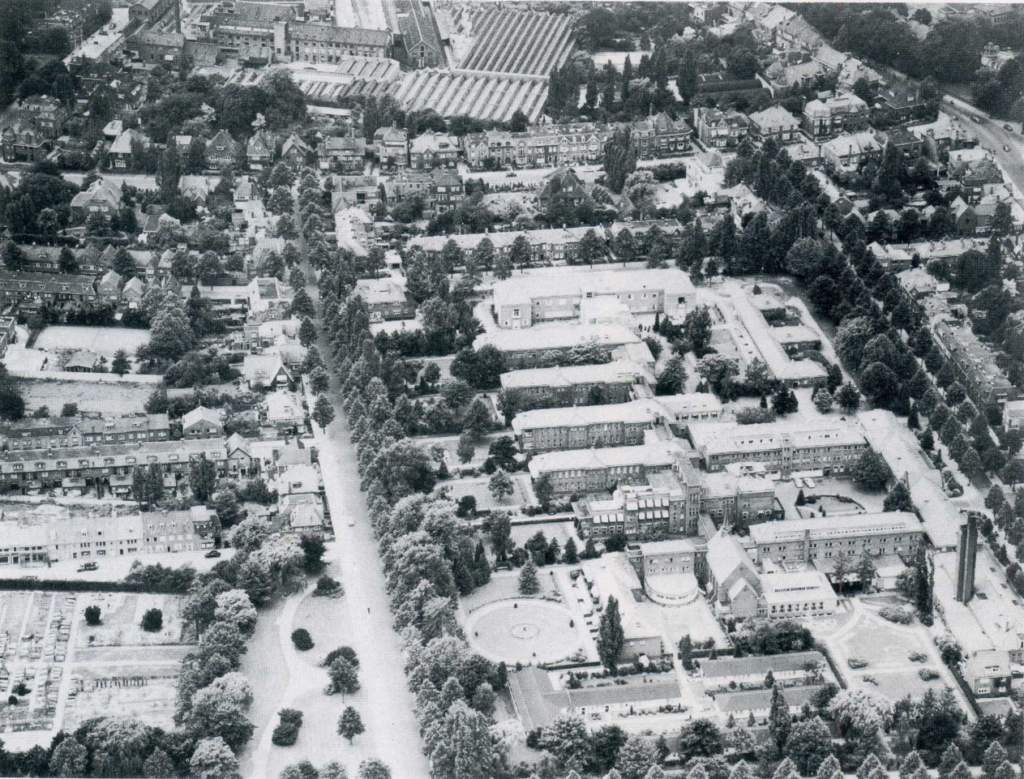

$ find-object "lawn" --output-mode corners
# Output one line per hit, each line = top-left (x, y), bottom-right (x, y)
(35, 326), (151, 360)
(19, 378), (155, 414)
(444, 473), (534, 511)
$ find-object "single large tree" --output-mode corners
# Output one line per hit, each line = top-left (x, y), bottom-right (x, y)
(597, 595), (624, 673)
(768, 685), (792, 753)
(338, 706), (365, 743)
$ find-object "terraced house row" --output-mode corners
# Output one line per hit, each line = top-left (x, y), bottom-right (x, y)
(462, 114), (692, 169)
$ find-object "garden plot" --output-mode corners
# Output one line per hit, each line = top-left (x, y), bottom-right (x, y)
(75, 593), (192, 648)
(0, 591), (77, 735)
(19, 379), (154, 414)
(62, 662), (182, 731)
(34, 326), (151, 361)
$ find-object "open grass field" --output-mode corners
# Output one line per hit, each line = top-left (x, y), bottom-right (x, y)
(35, 326), (151, 360)
(18, 378), (154, 414)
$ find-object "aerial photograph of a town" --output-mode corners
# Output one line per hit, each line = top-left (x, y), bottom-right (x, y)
(0, 0), (1021, 776)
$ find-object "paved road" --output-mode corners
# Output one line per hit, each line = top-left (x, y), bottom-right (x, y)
(941, 99), (1024, 195)
(300, 231), (430, 777)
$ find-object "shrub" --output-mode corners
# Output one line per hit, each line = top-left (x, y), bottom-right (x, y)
(313, 575), (342, 597)
(918, 668), (940, 681)
(908, 652), (928, 663)
(736, 407), (777, 425)
(141, 608), (163, 632)
(323, 646), (359, 668)
(272, 711), (303, 747)
(879, 606), (914, 624)
(291, 628), (314, 651)
(84, 605), (101, 626)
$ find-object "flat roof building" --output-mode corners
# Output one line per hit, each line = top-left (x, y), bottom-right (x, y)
(491, 268), (695, 329)
(688, 421), (868, 476)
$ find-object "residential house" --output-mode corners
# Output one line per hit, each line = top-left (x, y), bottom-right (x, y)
(10, 96), (67, 139)
(0, 507), (220, 564)
(409, 131), (459, 170)
(181, 406), (224, 439)
(821, 131), (883, 174)
(0, 124), (46, 163)
(331, 175), (380, 210)
(319, 134), (366, 173)
(70, 178), (124, 221)
(264, 390), (305, 434)
(0, 439), (228, 492)
(205, 130), (239, 169)
(693, 107), (750, 148)
(107, 129), (146, 170)
(875, 83), (931, 124)
(372, 124), (408, 167)
(122, 277), (145, 308)
(97, 270), (123, 302)
(964, 650), (1012, 698)
(909, 113), (977, 161)
(882, 127), (924, 159)
(802, 93), (869, 139)
(353, 277), (415, 322)
(246, 131), (276, 170)
(242, 353), (293, 389)
(836, 58), (882, 92)
(280, 134), (313, 169)
(430, 167), (463, 214)
(748, 105), (801, 144)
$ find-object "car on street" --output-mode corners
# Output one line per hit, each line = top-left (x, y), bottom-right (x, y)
(971, 115), (982, 123)
(77, 562), (98, 572)
(1004, 123), (1014, 132)
(204, 550), (221, 558)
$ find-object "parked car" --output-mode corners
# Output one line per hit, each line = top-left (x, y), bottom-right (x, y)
(1004, 123), (1013, 131)
(204, 550), (221, 558)
(1003, 144), (1011, 152)
(77, 562), (98, 572)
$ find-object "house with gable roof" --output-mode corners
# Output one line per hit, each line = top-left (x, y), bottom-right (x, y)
(246, 130), (276, 170)
(280, 134), (313, 169)
(206, 130), (239, 169)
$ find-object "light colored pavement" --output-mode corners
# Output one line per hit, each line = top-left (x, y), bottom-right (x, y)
(301, 382), (432, 779)
(297, 235), (429, 777)
(941, 100), (1024, 196)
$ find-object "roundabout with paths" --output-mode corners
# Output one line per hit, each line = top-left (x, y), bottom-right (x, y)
(465, 599), (583, 665)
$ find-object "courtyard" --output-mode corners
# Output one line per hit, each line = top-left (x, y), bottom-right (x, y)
(465, 598), (583, 665)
